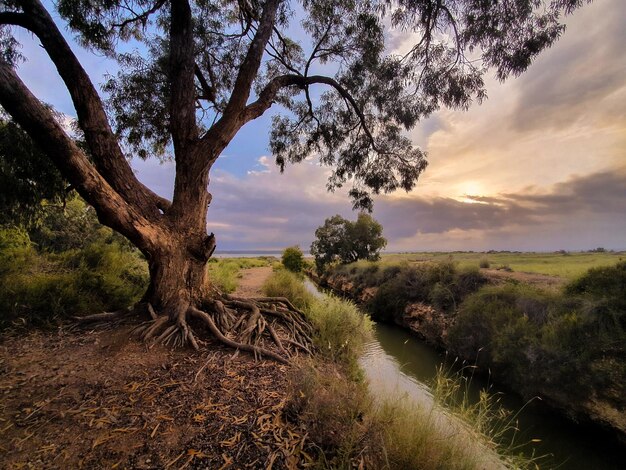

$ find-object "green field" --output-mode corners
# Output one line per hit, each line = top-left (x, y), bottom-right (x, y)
(381, 251), (626, 279)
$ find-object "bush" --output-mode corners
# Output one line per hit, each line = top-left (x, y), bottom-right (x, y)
(0, 235), (148, 329)
(448, 279), (626, 402)
(364, 261), (487, 321)
(479, 257), (490, 268)
(566, 261), (626, 311)
(282, 245), (304, 272)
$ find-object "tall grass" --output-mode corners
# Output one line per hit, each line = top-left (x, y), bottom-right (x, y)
(262, 269), (316, 311)
(262, 269), (372, 364)
(430, 364), (544, 469)
(289, 359), (532, 470)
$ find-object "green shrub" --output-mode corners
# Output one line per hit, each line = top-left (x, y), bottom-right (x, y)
(479, 257), (490, 269)
(430, 282), (456, 311)
(566, 261), (626, 313)
(447, 284), (558, 386)
(455, 266), (488, 299)
(282, 245), (305, 272)
(448, 279), (626, 403)
(0, 237), (148, 328)
(364, 261), (487, 321)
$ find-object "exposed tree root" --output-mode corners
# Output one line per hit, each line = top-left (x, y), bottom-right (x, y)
(74, 295), (315, 364)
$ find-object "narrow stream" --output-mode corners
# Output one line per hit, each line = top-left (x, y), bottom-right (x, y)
(304, 279), (624, 470)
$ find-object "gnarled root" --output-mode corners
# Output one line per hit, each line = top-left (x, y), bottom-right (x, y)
(76, 295), (315, 364)
(73, 306), (135, 323)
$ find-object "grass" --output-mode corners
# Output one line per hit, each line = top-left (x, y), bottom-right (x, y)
(381, 251), (626, 279)
(264, 268), (532, 469)
(289, 357), (535, 469)
(262, 268), (316, 311)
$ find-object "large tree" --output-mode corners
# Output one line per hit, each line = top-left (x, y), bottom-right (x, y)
(0, 0), (588, 361)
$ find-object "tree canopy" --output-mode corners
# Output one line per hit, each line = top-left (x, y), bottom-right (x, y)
(282, 245), (305, 272)
(311, 213), (386, 270)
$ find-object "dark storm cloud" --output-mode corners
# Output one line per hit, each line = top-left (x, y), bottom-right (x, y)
(378, 168), (626, 242)
(375, 197), (536, 239)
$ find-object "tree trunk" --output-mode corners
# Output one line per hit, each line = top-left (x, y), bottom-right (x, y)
(143, 234), (215, 319)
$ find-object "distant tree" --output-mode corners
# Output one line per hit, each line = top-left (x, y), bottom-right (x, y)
(0, 0), (588, 361)
(311, 214), (386, 271)
(282, 245), (304, 273)
(310, 215), (347, 271)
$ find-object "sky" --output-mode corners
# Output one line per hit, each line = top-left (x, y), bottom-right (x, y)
(10, 0), (626, 252)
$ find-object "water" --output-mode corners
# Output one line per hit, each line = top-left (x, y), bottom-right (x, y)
(304, 279), (625, 470)
(212, 251), (283, 258)
(362, 323), (624, 470)
(212, 250), (312, 258)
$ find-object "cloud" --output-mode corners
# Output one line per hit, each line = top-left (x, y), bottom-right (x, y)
(133, 153), (626, 252)
(509, 0), (626, 133)
(377, 168), (626, 251)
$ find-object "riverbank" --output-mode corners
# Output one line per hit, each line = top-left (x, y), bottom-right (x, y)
(313, 260), (626, 448)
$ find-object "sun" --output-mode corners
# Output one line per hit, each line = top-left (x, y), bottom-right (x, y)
(456, 181), (486, 203)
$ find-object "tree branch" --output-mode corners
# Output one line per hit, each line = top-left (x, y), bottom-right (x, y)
(243, 74), (378, 151)
(111, 0), (166, 33)
(7, 0), (166, 218)
(0, 60), (159, 252)
(194, 63), (217, 105)
(169, 0), (198, 154)
(221, 0), (281, 117)
(192, 0), (282, 175)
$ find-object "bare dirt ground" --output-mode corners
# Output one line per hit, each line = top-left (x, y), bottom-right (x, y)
(0, 268), (313, 469)
(233, 267), (273, 298)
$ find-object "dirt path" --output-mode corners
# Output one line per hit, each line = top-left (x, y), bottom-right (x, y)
(0, 266), (311, 469)
(233, 266), (273, 298)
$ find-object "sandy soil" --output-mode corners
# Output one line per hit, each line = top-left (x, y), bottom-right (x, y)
(0, 267), (311, 469)
(233, 266), (273, 298)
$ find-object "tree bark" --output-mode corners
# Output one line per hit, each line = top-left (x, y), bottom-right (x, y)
(144, 246), (210, 315)
(143, 227), (217, 311)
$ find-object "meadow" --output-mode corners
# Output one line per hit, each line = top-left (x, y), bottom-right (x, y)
(382, 250), (625, 279)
